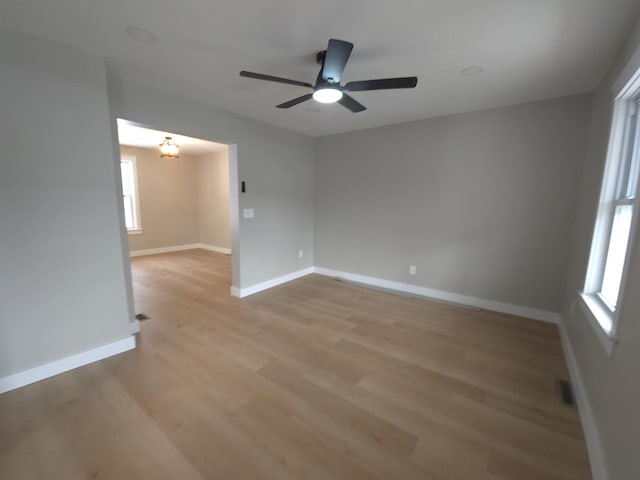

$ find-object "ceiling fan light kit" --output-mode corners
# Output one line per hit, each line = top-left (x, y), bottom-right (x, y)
(240, 39), (418, 112)
(312, 87), (343, 103)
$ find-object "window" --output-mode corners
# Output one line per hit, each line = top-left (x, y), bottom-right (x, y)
(581, 63), (640, 354)
(120, 155), (142, 234)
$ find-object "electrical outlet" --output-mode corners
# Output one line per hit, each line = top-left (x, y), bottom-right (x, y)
(409, 265), (417, 275)
(298, 250), (304, 259)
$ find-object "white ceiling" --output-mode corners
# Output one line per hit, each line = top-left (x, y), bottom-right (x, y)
(116, 119), (227, 155)
(2, 1), (640, 137)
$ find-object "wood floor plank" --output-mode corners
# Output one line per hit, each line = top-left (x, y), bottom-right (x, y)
(0, 249), (592, 479)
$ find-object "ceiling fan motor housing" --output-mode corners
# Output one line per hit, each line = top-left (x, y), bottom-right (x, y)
(315, 51), (339, 86)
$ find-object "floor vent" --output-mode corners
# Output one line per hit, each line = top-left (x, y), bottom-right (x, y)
(135, 313), (150, 321)
(556, 379), (576, 407)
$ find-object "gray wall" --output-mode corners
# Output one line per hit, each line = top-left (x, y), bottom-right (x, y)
(562, 17), (640, 480)
(0, 27), (133, 376)
(122, 146), (199, 252)
(2, 16), (639, 478)
(196, 151), (231, 251)
(108, 77), (315, 289)
(0, 25), (314, 380)
(315, 95), (592, 313)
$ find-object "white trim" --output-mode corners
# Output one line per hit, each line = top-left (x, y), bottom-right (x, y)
(120, 154), (142, 233)
(129, 319), (141, 335)
(129, 243), (231, 257)
(200, 261), (557, 322)
(0, 336), (136, 395)
(558, 318), (609, 480)
(583, 63), (640, 354)
(612, 42), (640, 97)
(129, 244), (200, 257)
(230, 267), (314, 298)
(127, 228), (143, 235)
(229, 265), (560, 323)
(578, 293), (617, 356)
(196, 243), (232, 255)
(313, 267), (560, 323)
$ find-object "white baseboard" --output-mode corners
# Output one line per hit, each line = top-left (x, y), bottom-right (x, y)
(196, 243), (232, 255)
(558, 318), (608, 480)
(130, 243), (231, 257)
(230, 267), (314, 298)
(129, 319), (141, 335)
(313, 267), (560, 324)
(229, 265), (559, 324)
(127, 249), (557, 324)
(129, 244), (200, 257)
(0, 336), (136, 395)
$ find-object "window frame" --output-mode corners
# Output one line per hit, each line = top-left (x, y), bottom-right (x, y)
(580, 57), (640, 355)
(120, 154), (143, 235)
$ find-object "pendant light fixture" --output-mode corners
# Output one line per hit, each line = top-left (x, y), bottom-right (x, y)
(159, 136), (179, 158)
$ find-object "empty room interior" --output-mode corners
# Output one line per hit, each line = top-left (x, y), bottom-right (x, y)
(117, 120), (232, 261)
(1, 2), (640, 480)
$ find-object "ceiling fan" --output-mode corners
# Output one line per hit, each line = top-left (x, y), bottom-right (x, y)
(240, 39), (418, 113)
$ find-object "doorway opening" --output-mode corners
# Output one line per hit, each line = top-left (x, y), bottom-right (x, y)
(115, 119), (238, 325)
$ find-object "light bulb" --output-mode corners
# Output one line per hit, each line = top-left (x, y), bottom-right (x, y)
(312, 88), (343, 104)
(159, 137), (180, 158)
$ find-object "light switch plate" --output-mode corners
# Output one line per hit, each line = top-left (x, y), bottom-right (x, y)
(243, 208), (254, 219)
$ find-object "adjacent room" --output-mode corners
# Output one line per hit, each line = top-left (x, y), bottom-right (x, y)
(116, 120), (232, 258)
(1, 2), (640, 480)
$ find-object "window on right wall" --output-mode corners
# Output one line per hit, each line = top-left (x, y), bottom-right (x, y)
(581, 62), (640, 355)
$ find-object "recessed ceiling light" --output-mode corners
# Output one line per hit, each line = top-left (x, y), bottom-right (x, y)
(460, 65), (484, 77)
(125, 26), (157, 42)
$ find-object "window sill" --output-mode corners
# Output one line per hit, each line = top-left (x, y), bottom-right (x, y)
(127, 229), (143, 236)
(579, 292), (618, 356)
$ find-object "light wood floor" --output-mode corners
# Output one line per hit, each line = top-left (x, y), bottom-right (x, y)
(0, 249), (591, 479)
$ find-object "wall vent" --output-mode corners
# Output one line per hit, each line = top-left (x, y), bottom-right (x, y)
(556, 379), (576, 407)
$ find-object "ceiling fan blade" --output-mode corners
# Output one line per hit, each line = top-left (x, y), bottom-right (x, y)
(276, 93), (313, 109)
(240, 71), (313, 89)
(338, 93), (367, 113)
(344, 76), (418, 92)
(321, 39), (354, 83)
